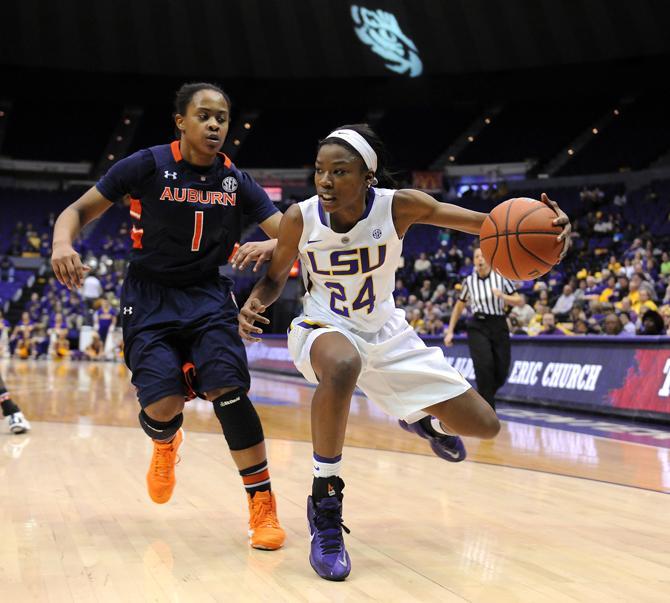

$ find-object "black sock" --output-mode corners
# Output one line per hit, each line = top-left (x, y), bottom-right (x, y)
(312, 476), (345, 503)
(419, 416), (440, 436)
(1, 394), (20, 417)
(239, 459), (271, 498)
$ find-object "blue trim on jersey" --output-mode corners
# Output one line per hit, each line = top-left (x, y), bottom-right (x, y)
(317, 188), (375, 228)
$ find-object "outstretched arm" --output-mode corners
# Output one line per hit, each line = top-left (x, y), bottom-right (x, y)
(392, 189), (486, 237)
(238, 204), (303, 342)
(230, 211), (283, 272)
(52, 187), (113, 289)
(392, 190), (571, 257)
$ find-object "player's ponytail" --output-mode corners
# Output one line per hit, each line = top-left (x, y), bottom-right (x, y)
(319, 123), (397, 188)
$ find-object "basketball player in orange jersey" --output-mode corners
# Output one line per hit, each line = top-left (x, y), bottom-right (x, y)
(52, 83), (285, 550)
(238, 123), (571, 580)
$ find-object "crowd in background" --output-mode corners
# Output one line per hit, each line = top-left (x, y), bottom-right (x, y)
(395, 185), (670, 338)
(2, 184), (670, 360)
(0, 257), (125, 361)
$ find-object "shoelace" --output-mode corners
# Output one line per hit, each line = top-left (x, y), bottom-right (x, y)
(315, 506), (350, 555)
(152, 442), (179, 480)
(250, 497), (280, 529)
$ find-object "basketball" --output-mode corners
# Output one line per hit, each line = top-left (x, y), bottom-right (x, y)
(479, 198), (563, 280)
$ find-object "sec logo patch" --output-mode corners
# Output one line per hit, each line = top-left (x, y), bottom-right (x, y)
(222, 176), (238, 193)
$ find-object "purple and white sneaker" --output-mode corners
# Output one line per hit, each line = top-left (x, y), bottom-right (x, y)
(307, 494), (351, 581)
(399, 418), (467, 462)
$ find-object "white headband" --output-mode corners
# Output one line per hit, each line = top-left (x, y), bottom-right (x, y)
(326, 129), (378, 180)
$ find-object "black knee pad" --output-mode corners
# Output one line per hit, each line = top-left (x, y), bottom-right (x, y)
(139, 409), (183, 441)
(212, 388), (264, 451)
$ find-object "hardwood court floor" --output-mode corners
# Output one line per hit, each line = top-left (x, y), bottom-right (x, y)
(1, 360), (670, 602)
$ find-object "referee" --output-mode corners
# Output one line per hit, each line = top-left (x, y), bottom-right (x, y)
(444, 247), (524, 410)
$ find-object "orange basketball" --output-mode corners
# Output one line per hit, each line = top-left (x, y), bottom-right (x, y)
(479, 198), (563, 280)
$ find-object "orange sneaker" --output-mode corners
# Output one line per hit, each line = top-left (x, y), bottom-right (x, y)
(247, 491), (286, 550)
(146, 428), (184, 504)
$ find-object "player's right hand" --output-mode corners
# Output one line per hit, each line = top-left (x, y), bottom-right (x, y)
(238, 297), (270, 343)
(443, 329), (454, 347)
(51, 243), (90, 290)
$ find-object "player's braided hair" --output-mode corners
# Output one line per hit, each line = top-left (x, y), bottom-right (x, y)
(319, 123), (397, 188)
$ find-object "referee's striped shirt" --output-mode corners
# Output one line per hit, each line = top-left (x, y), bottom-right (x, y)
(458, 270), (516, 316)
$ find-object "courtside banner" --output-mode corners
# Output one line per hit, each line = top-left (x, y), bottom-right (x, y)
(247, 334), (670, 421)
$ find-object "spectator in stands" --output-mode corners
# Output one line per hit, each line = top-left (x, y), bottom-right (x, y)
(633, 288), (658, 316)
(81, 269), (103, 308)
(418, 279), (432, 301)
(583, 275), (602, 300)
(602, 313), (625, 336)
(608, 255), (622, 274)
(593, 213), (613, 234)
(552, 284), (575, 321)
(408, 308), (425, 333)
(38, 233), (50, 257)
(508, 315), (527, 335)
(533, 289), (550, 312)
(640, 310), (665, 335)
(599, 275), (618, 303)
(49, 312), (68, 340)
(26, 292), (42, 322)
(54, 331), (70, 359)
(536, 312), (570, 336)
(25, 223), (41, 254)
(572, 318), (592, 335)
(394, 278), (408, 301)
(85, 332), (104, 360)
(619, 311), (636, 335)
(458, 257), (473, 278)
(508, 293), (534, 330)
(447, 245), (463, 271)
(93, 298), (117, 343)
(10, 312), (34, 356)
(660, 306), (670, 336)
(661, 252), (670, 277)
(413, 252), (432, 278)
(0, 256), (15, 283)
(624, 238), (644, 261)
(30, 325), (49, 358)
(613, 188), (627, 207)
(424, 311), (444, 336)
(430, 283), (449, 304)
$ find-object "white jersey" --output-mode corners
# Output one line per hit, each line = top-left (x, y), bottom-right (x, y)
(297, 187), (403, 333)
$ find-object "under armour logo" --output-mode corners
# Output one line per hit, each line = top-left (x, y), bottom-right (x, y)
(123, 306), (133, 315)
(164, 171), (177, 180)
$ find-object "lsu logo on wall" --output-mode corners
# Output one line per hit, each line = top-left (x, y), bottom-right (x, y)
(159, 187), (236, 206)
(351, 5), (423, 77)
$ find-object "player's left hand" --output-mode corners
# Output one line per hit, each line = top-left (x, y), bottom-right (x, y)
(231, 239), (277, 272)
(238, 297), (270, 343)
(540, 193), (571, 261)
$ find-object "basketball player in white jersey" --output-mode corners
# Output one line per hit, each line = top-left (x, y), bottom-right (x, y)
(238, 124), (571, 581)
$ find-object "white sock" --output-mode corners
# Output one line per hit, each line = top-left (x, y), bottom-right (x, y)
(312, 453), (342, 478)
(430, 417), (456, 437)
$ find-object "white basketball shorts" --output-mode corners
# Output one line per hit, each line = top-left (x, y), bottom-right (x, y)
(287, 309), (471, 423)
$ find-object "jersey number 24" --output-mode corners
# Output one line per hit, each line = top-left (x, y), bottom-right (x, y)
(324, 277), (375, 317)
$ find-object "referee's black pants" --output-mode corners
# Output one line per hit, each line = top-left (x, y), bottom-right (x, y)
(466, 316), (511, 411)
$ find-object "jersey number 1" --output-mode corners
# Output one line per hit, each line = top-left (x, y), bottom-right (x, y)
(191, 211), (204, 252)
